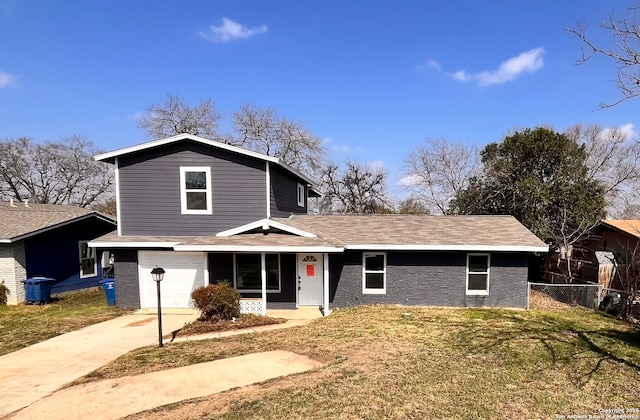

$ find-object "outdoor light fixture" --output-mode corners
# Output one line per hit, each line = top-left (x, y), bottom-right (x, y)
(151, 266), (165, 347)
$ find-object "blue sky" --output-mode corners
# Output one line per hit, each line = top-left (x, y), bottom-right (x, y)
(1, 0), (637, 196)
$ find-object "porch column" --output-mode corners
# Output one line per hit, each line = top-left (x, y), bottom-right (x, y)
(261, 252), (267, 315)
(323, 253), (330, 316)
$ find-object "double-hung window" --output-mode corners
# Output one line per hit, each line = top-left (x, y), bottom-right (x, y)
(180, 167), (212, 214)
(234, 254), (281, 292)
(79, 241), (96, 278)
(466, 254), (490, 295)
(363, 253), (386, 294)
(297, 183), (305, 207)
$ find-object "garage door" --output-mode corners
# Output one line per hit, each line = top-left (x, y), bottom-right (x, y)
(138, 251), (206, 309)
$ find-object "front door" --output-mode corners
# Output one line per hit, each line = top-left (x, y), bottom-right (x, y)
(298, 254), (323, 306)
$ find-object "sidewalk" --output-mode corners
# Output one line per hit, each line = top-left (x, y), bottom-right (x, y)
(0, 313), (197, 418)
(9, 350), (323, 420)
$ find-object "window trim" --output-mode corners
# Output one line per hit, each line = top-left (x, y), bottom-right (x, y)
(362, 252), (386, 294)
(233, 253), (281, 293)
(466, 253), (490, 296)
(79, 240), (97, 279)
(297, 183), (305, 207)
(180, 166), (212, 215)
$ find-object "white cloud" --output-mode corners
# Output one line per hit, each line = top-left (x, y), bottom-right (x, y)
(127, 111), (144, 121)
(198, 17), (268, 43)
(0, 70), (13, 87)
(397, 174), (423, 186)
(600, 123), (637, 141)
(416, 59), (441, 72)
(447, 47), (545, 86)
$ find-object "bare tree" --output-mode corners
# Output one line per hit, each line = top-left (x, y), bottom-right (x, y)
(402, 138), (480, 214)
(232, 104), (326, 178)
(568, 5), (640, 107)
(396, 196), (430, 214)
(139, 93), (221, 139)
(565, 123), (640, 218)
(0, 136), (114, 208)
(319, 161), (390, 214)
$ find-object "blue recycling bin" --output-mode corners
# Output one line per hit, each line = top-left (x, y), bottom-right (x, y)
(22, 277), (55, 304)
(99, 279), (116, 306)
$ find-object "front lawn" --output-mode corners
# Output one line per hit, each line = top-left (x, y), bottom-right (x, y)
(0, 287), (129, 356)
(75, 305), (639, 419)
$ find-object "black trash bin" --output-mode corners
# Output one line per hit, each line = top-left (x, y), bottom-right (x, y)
(22, 277), (55, 304)
(99, 279), (116, 306)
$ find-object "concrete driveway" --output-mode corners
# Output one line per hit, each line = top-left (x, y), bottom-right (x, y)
(0, 313), (197, 418)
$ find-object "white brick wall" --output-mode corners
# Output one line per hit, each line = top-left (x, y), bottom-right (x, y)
(0, 242), (27, 305)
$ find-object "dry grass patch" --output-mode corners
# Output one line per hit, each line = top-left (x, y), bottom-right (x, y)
(78, 305), (639, 419)
(0, 287), (129, 356)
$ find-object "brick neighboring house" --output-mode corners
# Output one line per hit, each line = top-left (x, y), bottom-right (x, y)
(90, 133), (548, 314)
(0, 201), (116, 304)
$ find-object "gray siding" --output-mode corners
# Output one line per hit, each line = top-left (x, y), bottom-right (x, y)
(118, 141), (267, 235)
(113, 249), (140, 309)
(270, 165), (307, 217)
(330, 251), (529, 309)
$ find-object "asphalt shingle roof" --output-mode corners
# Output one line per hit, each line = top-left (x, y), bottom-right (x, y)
(274, 214), (548, 249)
(91, 214), (547, 252)
(0, 201), (115, 242)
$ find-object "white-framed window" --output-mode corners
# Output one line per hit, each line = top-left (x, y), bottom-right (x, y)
(466, 253), (490, 295)
(79, 241), (97, 278)
(234, 254), (281, 293)
(297, 183), (305, 207)
(180, 166), (212, 214)
(363, 252), (386, 294)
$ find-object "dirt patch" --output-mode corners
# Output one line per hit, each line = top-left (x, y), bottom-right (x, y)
(126, 318), (155, 327)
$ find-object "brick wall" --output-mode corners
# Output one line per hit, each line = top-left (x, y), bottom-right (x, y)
(0, 242), (27, 304)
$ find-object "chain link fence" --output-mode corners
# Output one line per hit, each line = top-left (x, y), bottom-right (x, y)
(527, 282), (603, 310)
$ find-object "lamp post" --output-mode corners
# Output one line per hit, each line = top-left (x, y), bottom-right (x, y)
(151, 266), (165, 348)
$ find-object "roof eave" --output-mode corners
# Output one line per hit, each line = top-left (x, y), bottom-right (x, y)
(345, 244), (549, 252)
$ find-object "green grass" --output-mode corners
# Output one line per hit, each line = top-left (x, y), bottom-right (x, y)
(0, 287), (129, 356)
(74, 305), (640, 419)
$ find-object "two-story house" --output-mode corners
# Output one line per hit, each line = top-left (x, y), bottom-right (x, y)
(90, 133), (548, 315)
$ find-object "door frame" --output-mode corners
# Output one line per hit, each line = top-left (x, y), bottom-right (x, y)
(297, 253), (324, 306)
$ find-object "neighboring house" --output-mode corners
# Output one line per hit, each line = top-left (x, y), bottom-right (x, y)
(581, 220), (640, 289)
(90, 133), (548, 315)
(0, 201), (117, 304)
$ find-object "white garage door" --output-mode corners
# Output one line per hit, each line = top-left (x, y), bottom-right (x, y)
(138, 251), (206, 309)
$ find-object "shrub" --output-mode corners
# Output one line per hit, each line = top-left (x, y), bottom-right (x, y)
(191, 282), (240, 321)
(0, 280), (9, 305)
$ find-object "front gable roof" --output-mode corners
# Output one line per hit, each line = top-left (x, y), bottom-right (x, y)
(0, 201), (116, 243)
(94, 133), (316, 186)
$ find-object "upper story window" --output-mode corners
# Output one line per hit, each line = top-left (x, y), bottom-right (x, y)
(297, 183), (305, 207)
(363, 252), (386, 294)
(466, 254), (490, 295)
(180, 166), (212, 215)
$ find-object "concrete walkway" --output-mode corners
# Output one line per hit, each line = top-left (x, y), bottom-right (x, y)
(0, 308), (322, 419)
(9, 350), (323, 420)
